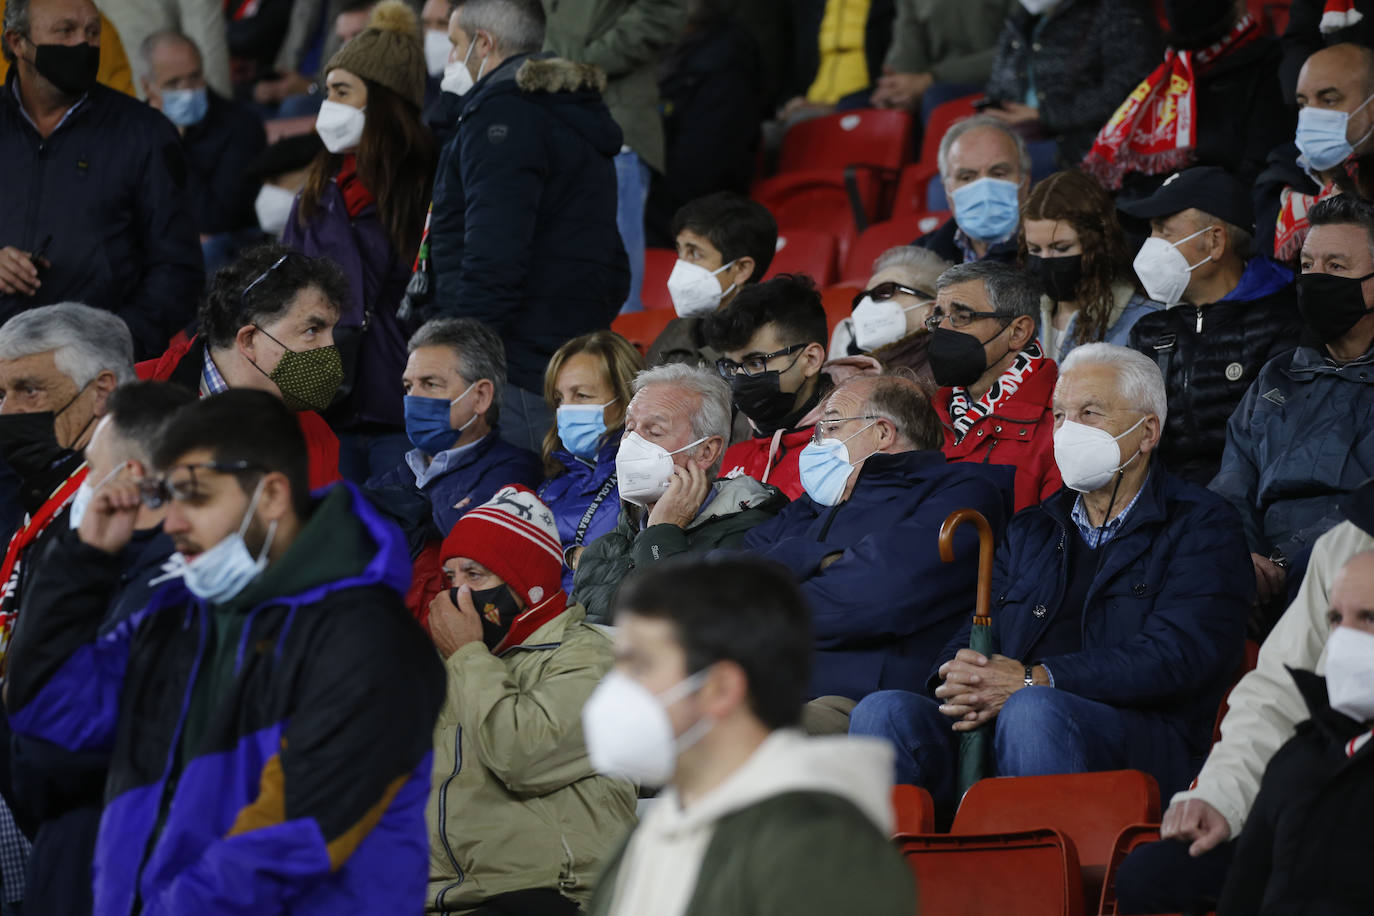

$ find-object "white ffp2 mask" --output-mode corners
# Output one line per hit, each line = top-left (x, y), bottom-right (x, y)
(1132, 227), (1213, 306)
(1325, 625), (1374, 724)
(315, 100), (366, 154)
(1053, 417), (1145, 493)
(581, 669), (713, 786)
(614, 431), (709, 506)
(667, 259), (736, 318)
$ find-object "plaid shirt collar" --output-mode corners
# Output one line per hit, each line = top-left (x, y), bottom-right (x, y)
(200, 350), (230, 397)
(1070, 470), (1149, 548)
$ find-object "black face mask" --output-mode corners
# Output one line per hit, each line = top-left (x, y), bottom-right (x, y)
(455, 584), (523, 650)
(1026, 254), (1084, 303)
(929, 324), (1012, 388)
(731, 371), (800, 433)
(1295, 270), (1374, 342)
(31, 42), (101, 97)
(0, 411), (66, 480)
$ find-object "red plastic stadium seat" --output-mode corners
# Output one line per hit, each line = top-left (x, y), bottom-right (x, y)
(1211, 638), (1262, 746)
(776, 109), (915, 175)
(643, 248), (677, 311)
(765, 230), (838, 287)
(820, 285), (861, 337)
(841, 214), (951, 285)
(892, 784), (936, 836)
(1098, 824), (1161, 916)
(753, 170), (885, 264)
(610, 310), (675, 358)
(953, 770), (1161, 905)
(899, 95), (980, 212)
(897, 828), (1085, 916)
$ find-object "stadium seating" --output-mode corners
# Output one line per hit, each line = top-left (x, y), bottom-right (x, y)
(841, 213), (951, 285)
(765, 230), (839, 287)
(611, 308), (676, 357)
(897, 828), (1085, 916)
(1211, 639), (1262, 746)
(892, 784), (936, 836)
(774, 109), (915, 176)
(1097, 824), (1162, 916)
(820, 284), (861, 337)
(895, 95), (980, 213)
(754, 171), (884, 266)
(643, 248), (677, 311)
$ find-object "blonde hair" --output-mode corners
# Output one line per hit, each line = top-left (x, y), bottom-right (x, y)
(541, 330), (644, 477)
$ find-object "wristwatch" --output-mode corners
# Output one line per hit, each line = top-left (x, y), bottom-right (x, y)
(1023, 665), (1035, 688)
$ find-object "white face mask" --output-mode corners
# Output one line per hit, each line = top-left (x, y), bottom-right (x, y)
(254, 184), (297, 238)
(667, 259), (736, 318)
(615, 431), (709, 506)
(1132, 227), (1213, 306)
(424, 29), (452, 77)
(582, 668), (713, 786)
(441, 41), (477, 96)
(315, 100), (366, 154)
(852, 296), (921, 351)
(168, 478), (277, 604)
(68, 463), (128, 531)
(1325, 625), (1374, 723)
(1053, 416), (1145, 493)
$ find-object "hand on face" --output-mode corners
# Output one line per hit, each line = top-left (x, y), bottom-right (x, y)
(646, 461), (712, 529)
(428, 583), (486, 658)
(78, 476), (142, 556)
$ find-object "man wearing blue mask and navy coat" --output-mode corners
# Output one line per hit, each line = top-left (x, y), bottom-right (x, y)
(913, 115), (1028, 265)
(366, 317), (541, 553)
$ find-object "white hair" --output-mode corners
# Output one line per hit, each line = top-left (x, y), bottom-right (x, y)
(632, 362), (732, 475)
(937, 114), (1032, 184)
(0, 303), (136, 386)
(1060, 342), (1168, 426)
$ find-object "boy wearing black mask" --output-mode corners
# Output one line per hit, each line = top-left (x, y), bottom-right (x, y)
(1212, 194), (1374, 631)
(703, 274), (866, 500)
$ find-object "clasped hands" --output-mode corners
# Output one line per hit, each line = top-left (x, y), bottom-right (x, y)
(935, 649), (1042, 733)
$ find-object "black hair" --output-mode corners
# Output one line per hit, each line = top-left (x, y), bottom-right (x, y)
(199, 244), (351, 351)
(701, 273), (828, 353)
(106, 382), (198, 462)
(670, 192), (779, 282)
(153, 389), (313, 518)
(614, 557), (812, 730)
(1308, 195), (1374, 257)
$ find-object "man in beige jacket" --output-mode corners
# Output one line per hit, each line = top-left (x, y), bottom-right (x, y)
(1114, 478), (1374, 913)
(424, 485), (637, 914)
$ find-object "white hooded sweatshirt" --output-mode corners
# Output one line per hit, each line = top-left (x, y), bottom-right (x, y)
(605, 729), (895, 916)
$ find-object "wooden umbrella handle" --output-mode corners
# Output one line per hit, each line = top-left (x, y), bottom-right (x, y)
(939, 508), (995, 625)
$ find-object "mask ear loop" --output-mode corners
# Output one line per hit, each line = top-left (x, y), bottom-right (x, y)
(238, 476), (279, 564)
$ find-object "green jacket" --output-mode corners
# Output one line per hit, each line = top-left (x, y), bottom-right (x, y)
(540, 0), (687, 172)
(884, 0), (1015, 85)
(585, 730), (918, 916)
(425, 602), (637, 913)
(572, 475), (788, 624)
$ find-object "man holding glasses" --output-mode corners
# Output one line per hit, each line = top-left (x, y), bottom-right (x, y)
(5, 388), (444, 913)
(928, 259), (1062, 511)
(740, 374), (1012, 732)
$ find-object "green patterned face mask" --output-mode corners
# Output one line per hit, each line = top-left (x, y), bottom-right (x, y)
(252, 326), (344, 413)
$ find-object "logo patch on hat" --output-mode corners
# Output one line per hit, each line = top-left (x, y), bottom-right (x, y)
(487, 124), (508, 144)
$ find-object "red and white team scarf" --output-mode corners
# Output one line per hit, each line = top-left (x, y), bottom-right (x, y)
(1346, 728), (1373, 758)
(1321, 0), (1365, 34)
(1081, 15), (1262, 189)
(1274, 181), (1343, 261)
(0, 462), (88, 672)
(947, 341), (1046, 442)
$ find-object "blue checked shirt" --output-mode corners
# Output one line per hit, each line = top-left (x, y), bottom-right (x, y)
(200, 350), (230, 397)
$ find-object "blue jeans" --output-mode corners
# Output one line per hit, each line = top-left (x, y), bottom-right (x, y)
(337, 430), (412, 485)
(614, 149), (650, 314)
(851, 687), (1131, 809)
(499, 382), (553, 454)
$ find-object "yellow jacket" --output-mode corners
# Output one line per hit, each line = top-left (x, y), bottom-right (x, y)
(0, 1), (135, 97)
(806, 0), (873, 104)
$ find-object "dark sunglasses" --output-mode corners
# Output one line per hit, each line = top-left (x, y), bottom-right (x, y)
(851, 281), (933, 310)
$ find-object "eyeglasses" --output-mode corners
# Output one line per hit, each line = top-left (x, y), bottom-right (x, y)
(811, 415), (880, 444)
(139, 460), (264, 508)
(851, 282), (933, 310)
(924, 305), (1009, 332)
(716, 343), (806, 379)
(240, 252), (301, 306)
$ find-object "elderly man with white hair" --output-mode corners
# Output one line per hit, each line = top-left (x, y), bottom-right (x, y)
(850, 343), (1252, 814)
(571, 363), (787, 624)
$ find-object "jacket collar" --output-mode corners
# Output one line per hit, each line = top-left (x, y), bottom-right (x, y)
(1288, 666), (1372, 745)
(553, 427), (623, 475)
(1039, 458), (1168, 540)
(494, 591), (573, 654)
(852, 449), (948, 488)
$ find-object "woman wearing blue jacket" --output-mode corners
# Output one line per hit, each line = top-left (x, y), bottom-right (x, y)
(538, 331), (643, 593)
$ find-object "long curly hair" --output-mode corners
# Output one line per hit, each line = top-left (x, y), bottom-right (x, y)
(1019, 170), (1135, 347)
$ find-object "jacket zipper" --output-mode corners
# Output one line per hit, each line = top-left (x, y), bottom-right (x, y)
(1196, 307), (1203, 334)
(434, 725), (467, 910)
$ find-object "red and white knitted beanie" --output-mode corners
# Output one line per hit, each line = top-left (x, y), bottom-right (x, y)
(440, 485), (564, 607)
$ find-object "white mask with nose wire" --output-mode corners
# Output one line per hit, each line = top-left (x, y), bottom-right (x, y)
(1132, 226), (1214, 306)
(581, 668), (714, 786)
(1053, 416), (1146, 494)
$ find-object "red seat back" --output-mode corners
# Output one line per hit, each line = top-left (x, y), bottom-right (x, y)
(753, 170), (885, 264)
(610, 311), (675, 358)
(899, 95), (981, 212)
(1212, 638), (1262, 746)
(1098, 824), (1162, 916)
(891, 784), (935, 836)
(897, 829), (1086, 916)
(765, 229), (839, 287)
(820, 284), (861, 337)
(841, 214), (951, 285)
(643, 248), (677, 311)
(777, 109), (915, 175)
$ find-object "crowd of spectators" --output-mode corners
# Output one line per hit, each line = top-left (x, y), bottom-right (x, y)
(3, 0), (1374, 912)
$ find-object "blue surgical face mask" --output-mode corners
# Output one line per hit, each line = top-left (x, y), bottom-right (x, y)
(950, 176), (1021, 243)
(167, 478), (277, 605)
(557, 399), (617, 459)
(405, 381), (478, 456)
(1296, 94), (1374, 173)
(161, 86), (209, 127)
(797, 421), (876, 507)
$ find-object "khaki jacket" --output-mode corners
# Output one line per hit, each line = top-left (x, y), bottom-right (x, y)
(426, 603), (637, 913)
(1170, 520), (1374, 837)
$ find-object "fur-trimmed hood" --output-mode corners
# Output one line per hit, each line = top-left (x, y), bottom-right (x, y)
(516, 57), (608, 94)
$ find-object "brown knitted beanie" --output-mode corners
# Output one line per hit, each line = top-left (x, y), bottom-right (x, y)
(325, 0), (427, 109)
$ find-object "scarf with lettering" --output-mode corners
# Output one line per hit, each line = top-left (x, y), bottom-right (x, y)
(947, 340), (1046, 442)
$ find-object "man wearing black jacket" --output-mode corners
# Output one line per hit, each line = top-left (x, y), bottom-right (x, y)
(0, 0), (204, 360)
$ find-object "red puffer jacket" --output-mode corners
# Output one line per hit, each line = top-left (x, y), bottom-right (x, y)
(934, 358), (1062, 512)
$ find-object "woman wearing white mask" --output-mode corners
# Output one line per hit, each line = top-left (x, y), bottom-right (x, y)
(1021, 170), (1161, 362)
(1216, 549), (1374, 916)
(828, 245), (947, 384)
(284, 0), (438, 483)
(537, 331), (644, 594)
